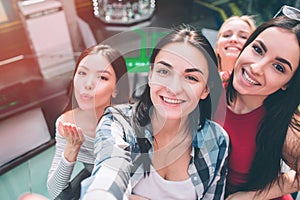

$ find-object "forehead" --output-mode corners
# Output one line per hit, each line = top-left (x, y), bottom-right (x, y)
(221, 19), (252, 33)
(79, 54), (114, 72)
(155, 42), (209, 76)
(256, 27), (300, 70)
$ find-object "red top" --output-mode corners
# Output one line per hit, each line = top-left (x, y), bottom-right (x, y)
(222, 106), (293, 200)
(223, 105), (265, 191)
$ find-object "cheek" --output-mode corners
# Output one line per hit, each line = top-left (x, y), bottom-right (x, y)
(149, 84), (160, 101)
(184, 86), (204, 112)
(95, 83), (115, 96)
(94, 84), (115, 106)
(241, 38), (248, 43)
(217, 38), (227, 48)
(268, 80), (288, 93)
(193, 85), (207, 100)
(73, 78), (84, 92)
(149, 75), (168, 96)
(73, 77), (80, 89)
(73, 83), (81, 99)
(232, 70), (241, 90)
(149, 74), (169, 86)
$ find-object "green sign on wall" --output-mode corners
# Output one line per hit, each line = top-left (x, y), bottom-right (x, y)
(125, 29), (168, 73)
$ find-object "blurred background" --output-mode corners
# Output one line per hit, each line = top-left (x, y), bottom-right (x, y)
(0, 0), (299, 199)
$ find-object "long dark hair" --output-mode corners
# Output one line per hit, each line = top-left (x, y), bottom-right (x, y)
(64, 44), (130, 112)
(133, 25), (222, 175)
(226, 16), (300, 191)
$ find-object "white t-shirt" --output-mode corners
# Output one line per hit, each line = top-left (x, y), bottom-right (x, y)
(133, 166), (197, 200)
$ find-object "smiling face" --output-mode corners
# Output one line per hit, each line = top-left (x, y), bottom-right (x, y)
(216, 19), (253, 72)
(73, 54), (117, 112)
(233, 27), (300, 103)
(148, 42), (210, 121)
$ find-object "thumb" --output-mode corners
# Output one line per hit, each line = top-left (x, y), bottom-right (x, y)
(58, 121), (65, 137)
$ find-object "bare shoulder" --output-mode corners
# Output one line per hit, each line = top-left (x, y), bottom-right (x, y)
(283, 113), (300, 171)
(58, 109), (75, 124)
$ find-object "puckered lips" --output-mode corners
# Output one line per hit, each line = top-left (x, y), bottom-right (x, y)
(242, 68), (261, 86)
(80, 93), (93, 101)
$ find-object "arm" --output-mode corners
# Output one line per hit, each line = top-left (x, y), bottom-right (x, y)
(226, 170), (299, 200)
(283, 112), (300, 172)
(226, 113), (300, 200)
(203, 126), (230, 200)
(47, 120), (84, 199)
(81, 108), (133, 200)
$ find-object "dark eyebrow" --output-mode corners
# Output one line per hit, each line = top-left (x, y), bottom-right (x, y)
(79, 65), (113, 74)
(185, 68), (204, 75)
(275, 57), (293, 71)
(157, 61), (204, 74)
(257, 40), (267, 53)
(157, 61), (172, 68)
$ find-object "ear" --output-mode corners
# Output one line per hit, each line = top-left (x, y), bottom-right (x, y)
(148, 68), (153, 81)
(200, 86), (210, 100)
(281, 83), (289, 91)
(148, 68), (153, 86)
(112, 89), (118, 98)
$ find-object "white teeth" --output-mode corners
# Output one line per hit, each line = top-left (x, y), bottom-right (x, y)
(226, 47), (239, 51)
(163, 97), (183, 104)
(243, 71), (259, 85)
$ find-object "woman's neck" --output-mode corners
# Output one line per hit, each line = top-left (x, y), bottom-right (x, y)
(151, 111), (189, 142)
(72, 106), (106, 138)
(150, 113), (192, 171)
(76, 107), (100, 121)
(230, 94), (265, 114)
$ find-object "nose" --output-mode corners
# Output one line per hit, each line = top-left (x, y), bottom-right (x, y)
(229, 34), (238, 43)
(250, 61), (264, 76)
(165, 75), (183, 95)
(84, 75), (96, 90)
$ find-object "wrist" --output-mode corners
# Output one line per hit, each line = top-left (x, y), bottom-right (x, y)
(64, 144), (81, 162)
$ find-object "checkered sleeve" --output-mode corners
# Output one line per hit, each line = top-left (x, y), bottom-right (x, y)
(202, 122), (230, 200)
(81, 106), (133, 200)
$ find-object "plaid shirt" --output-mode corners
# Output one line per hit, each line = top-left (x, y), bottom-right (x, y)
(81, 104), (229, 200)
